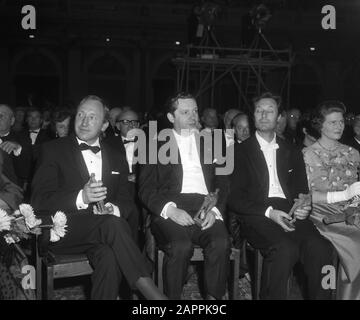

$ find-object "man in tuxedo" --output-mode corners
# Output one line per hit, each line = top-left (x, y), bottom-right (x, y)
(31, 95), (166, 300)
(104, 107), (123, 138)
(115, 109), (142, 244)
(139, 92), (230, 300)
(223, 108), (241, 148)
(231, 113), (250, 145)
(0, 104), (32, 188)
(23, 107), (52, 146)
(228, 92), (334, 300)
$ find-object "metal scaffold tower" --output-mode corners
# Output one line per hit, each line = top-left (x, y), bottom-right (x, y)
(173, 3), (293, 112)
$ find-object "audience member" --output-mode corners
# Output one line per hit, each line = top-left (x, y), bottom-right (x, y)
(139, 92), (230, 300)
(228, 92), (334, 299)
(303, 101), (360, 299)
(31, 95), (167, 300)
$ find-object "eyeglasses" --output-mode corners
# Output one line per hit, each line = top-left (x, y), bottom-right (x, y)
(116, 120), (140, 126)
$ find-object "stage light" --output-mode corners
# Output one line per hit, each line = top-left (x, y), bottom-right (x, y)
(29, 34), (35, 38)
(310, 47), (315, 51)
(175, 41), (181, 45)
(106, 37), (110, 42)
(250, 4), (272, 31)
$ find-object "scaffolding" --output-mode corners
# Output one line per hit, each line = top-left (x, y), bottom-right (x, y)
(172, 32), (293, 112)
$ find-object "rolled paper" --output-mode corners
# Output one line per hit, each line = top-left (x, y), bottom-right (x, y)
(90, 173), (106, 213)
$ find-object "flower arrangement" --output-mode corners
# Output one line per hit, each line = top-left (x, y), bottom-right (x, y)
(0, 204), (68, 299)
(0, 204), (68, 245)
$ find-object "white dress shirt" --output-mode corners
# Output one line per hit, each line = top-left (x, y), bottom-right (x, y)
(224, 130), (235, 148)
(255, 131), (286, 218)
(75, 137), (120, 217)
(161, 130), (222, 220)
(122, 136), (135, 173)
(29, 129), (40, 145)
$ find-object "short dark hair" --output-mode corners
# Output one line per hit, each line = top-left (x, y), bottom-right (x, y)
(165, 92), (195, 114)
(77, 95), (109, 122)
(311, 100), (346, 134)
(252, 92), (283, 114)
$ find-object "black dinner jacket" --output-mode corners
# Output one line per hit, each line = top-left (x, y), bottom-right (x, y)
(344, 136), (360, 154)
(1, 130), (32, 184)
(139, 130), (229, 217)
(31, 134), (134, 218)
(227, 134), (309, 217)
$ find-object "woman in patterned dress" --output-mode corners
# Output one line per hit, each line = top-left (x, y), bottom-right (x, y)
(303, 100), (360, 299)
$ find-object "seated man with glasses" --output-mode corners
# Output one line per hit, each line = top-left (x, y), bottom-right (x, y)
(114, 109), (142, 245)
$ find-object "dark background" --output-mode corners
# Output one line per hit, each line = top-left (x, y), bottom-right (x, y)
(0, 0), (358, 115)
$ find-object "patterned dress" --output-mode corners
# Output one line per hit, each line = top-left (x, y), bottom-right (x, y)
(303, 143), (360, 299)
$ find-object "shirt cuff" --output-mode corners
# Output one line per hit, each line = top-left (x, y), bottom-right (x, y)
(160, 202), (177, 219)
(265, 206), (273, 218)
(76, 190), (89, 210)
(13, 145), (22, 156)
(210, 206), (223, 221)
(106, 202), (120, 217)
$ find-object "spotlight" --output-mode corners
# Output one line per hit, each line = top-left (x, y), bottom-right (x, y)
(175, 41), (181, 45)
(310, 47), (315, 51)
(106, 37), (110, 42)
(198, 2), (222, 27)
(29, 34), (35, 39)
(250, 4), (272, 31)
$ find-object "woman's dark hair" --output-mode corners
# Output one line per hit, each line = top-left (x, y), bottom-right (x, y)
(311, 100), (346, 134)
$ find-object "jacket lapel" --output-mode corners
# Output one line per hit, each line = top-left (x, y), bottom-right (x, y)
(247, 136), (269, 195)
(100, 141), (111, 190)
(197, 132), (212, 191)
(276, 137), (290, 198)
(70, 135), (90, 184)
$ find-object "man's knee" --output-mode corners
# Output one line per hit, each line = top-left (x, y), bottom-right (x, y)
(267, 238), (299, 263)
(100, 215), (131, 234)
(206, 236), (231, 256)
(167, 240), (193, 260)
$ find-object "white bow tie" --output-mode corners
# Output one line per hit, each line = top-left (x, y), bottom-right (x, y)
(260, 143), (279, 152)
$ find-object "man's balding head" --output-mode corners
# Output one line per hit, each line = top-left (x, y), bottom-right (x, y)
(0, 104), (15, 136)
(116, 109), (140, 138)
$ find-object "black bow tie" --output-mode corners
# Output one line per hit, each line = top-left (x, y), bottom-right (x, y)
(123, 137), (138, 144)
(79, 143), (101, 154)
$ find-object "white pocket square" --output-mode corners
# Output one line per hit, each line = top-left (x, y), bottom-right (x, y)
(288, 169), (293, 173)
(111, 171), (120, 175)
(213, 158), (218, 164)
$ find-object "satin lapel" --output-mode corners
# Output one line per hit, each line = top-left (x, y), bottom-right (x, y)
(165, 131), (182, 190)
(196, 132), (212, 190)
(100, 142), (110, 189)
(247, 136), (269, 193)
(70, 135), (90, 184)
(276, 137), (290, 196)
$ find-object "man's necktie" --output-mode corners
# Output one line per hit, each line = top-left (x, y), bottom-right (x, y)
(123, 137), (138, 144)
(79, 143), (101, 154)
(260, 143), (279, 152)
